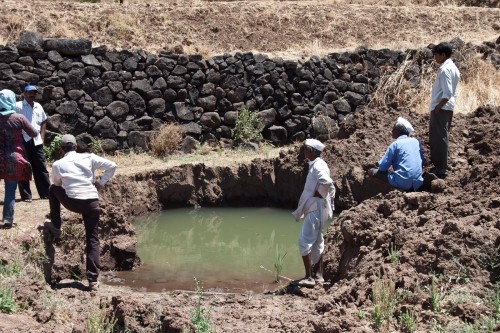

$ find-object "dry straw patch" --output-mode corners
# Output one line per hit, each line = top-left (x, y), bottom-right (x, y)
(1, 1), (498, 58)
(371, 50), (499, 115)
(150, 123), (184, 158)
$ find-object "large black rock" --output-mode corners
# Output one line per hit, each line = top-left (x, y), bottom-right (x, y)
(43, 38), (92, 56)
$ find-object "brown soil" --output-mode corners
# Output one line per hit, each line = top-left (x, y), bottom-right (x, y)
(0, 1), (499, 58)
(0, 0), (499, 331)
(1, 104), (499, 332)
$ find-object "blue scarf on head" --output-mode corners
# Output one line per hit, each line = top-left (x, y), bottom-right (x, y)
(0, 89), (17, 116)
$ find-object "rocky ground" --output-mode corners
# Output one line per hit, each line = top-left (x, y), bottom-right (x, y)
(0, 104), (499, 332)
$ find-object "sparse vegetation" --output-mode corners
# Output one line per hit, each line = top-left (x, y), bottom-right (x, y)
(0, 284), (16, 314)
(0, 257), (23, 278)
(44, 135), (62, 163)
(430, 276), (443, 312)
(86, 307), (117, 333)
(273, 244), (287, 283)
(370, 277), (396, 330)
(399, 310), (417, 332)
(187, 278), (215, 333)
(232, 108), (263, 145)
(387, 242), (400, 264)
(89, 137), (104, 155)
(150, 123), (183, 158)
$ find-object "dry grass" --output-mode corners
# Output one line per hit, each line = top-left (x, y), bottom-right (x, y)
(108, 145), (286, 176)
(150, 123), (183, 158)
(371, 52), (500, 115)
(0, 1), (498, 58)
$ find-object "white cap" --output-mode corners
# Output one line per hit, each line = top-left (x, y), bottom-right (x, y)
(395, 117), (415, 133)
(305, 139), (325, 152)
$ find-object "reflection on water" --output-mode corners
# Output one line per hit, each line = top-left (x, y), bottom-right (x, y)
(111, 207), (333, 292)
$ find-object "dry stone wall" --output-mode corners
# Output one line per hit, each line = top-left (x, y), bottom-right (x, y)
(1, 31), (498, 152)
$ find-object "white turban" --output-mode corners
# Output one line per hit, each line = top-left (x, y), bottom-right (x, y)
(305, 139), (325, 152)
(395, 117), (415, 133)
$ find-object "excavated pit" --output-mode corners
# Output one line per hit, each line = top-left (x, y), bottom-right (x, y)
(39, 105), (500, 332)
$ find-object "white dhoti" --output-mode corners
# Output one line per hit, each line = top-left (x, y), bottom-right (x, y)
(298, 199), (327, 264)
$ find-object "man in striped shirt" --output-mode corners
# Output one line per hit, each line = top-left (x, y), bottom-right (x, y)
(16, 85), (51, 202)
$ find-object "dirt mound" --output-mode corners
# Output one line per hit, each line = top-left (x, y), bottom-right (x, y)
(318, 105), (500, 331)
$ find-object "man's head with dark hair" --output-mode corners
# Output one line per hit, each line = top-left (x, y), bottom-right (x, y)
(432, 42), (453, 58)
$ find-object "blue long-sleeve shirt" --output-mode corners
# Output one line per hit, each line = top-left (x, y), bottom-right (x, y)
(378, 135), (424, 191)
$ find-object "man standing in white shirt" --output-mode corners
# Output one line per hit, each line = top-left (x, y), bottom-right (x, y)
(291, 139), (335, 288)
(429, 42), (460, 177)
(45, 134), (116, 291)
(16, 85), (51, 202)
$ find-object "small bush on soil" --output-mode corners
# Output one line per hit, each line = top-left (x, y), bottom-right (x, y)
(0, 285), (16, 314)
(370, 277), (396, 330)
(150, 123), (183, 157)
(232, 108), (263, 145)
(429, 276), (443, 312)
(0, 256), (23, 278)
(44, 135), (62, 163)
(387, 242), (400, 264)
(399, 310), (417, 332)
(22, 238), (49, 268)
(86, 307), (117, 333)
(188, 278), (215, 333)
(273, 244), (287, 283)
(89, 137), (104, 155)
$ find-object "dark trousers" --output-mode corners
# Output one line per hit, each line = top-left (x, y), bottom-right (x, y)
(429, 110), (453, 174)
(18, 139), (50, 200)
(49, 185), (100, 282)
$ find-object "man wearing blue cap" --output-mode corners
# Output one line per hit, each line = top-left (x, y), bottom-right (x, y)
(16, 85), (51, 202)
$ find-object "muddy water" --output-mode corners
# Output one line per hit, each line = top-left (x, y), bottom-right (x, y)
(112, 207), (333, 293)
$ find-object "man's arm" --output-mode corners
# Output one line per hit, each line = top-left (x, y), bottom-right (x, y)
(377, 143), (395, 172)
(40, 121), (46, 142)
(51, 164), (62, 186)
(91, 154), (117, 186)
(433, 69), (453, 113)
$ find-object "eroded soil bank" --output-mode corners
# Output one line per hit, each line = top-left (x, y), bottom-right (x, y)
(1, 105), (499, 332)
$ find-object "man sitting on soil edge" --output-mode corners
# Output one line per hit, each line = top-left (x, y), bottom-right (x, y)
(44, 134), (116, 291)
(292, 139), (335, 288)
(368, 117), (424, 192)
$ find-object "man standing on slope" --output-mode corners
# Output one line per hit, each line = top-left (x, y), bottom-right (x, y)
(16, 85), (51, 202)
(429, 42), (460, 177)
(292, 139), (335, 288)
(45, 134), (116, 291)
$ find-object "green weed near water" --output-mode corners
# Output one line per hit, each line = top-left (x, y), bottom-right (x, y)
(0, 285), (16, 314)
(186, 278), (215, 333)
(273, 244), (287, 283)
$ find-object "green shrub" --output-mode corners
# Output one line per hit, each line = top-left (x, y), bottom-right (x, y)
(44, 135), (62, 162)
(399, 310), (417, 332)
(371, 277), (396, 330)
(232, 108), (263, 145)
(0, 285), (16, 314)
(89, 137), (103, 155)
(189, 278), (215, 333)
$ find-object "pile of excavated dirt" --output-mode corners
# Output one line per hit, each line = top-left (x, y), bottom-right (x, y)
(1, 105), (499, 332)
